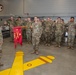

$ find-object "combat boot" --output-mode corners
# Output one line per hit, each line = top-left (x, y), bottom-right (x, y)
(35, 50), (39, 55)
(31, 50), (36, 54)
(67, 46), (71, 49)
(71, 46), (74, 50)
(0, 63), (3, 66)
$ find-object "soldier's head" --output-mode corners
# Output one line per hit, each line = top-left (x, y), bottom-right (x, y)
(27, 18), (31, 22)
(34, 17), (38, 22)
(57, 17), (61, 20)
(57, 17), (61, 23)
(70, 17), (74, 22)
(10, 16), (14, 20)
(37, 18), (41, 22)
(4, 21), (7, 25)
(47, 18), (51, 21)
(61, 19), (64, 23)
(18, 16), (21, 21)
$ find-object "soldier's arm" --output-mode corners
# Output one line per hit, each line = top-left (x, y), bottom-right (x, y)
(64, 22), (70, 32)
(65, 22), (70, 27)
(75, 23), (76, 29)
(53, 22), (56, 31)
(30, 23), (33, 29)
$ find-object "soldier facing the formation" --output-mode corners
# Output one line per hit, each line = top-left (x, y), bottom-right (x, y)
(31, 17), (42, 55)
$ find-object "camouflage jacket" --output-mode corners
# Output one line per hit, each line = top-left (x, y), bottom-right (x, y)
(32, 22), (42, 37)
(65, 22), (76, 34)
(55, 22), (64, 34)
(26, 21), (32, 33)
(44, 21), (53, 33)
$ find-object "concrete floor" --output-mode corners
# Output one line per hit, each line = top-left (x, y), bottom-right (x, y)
(0, 38), (76, 75)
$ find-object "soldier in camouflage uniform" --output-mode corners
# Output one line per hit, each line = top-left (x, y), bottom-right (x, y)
(44, 18), (53, 46)
(66, 17), (76, 49)
(22, 18), (27, 39)
(26, 18), (32, 43)
(7, 16), (16, 42)
(31, 17), (42, 55)
(61, 19), (66, 44)
(0, 26), (3, 66)
(40, 19), (46, 44)
(51, 20), (56, 42)
(15, 17), (23, 26)
(55, 17), (64, 47)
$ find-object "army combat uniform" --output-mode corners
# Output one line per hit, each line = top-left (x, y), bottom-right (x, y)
(15, 19), (23, 26)
(40, 20), (46, 44)
(44, 21), (53, 46)
(66, 22), (76, 49)
(22, 20), (27, 39)
(7, 19), (15, 42)
(26, 21), (32, 43)
(32, 22), (42, 54)
(55, 22), (64, 47)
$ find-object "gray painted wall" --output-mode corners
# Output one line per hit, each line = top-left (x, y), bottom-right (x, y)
(0, 0), (76, 16)
(24, 0), (76, 16)
(0, 0), (23, 16)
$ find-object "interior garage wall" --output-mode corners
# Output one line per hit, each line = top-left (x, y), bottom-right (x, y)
(23, 0), (76, 16)
(0, 0), (76, 22)
(0, 0), (76, 16)
(0, 0), (23, 16)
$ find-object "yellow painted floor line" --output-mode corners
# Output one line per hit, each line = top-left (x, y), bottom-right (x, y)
(9, 51), (24, 75)
(47, 56), (55, 60)
(0, 69), (10, 75)
(0, 51), (55, 75)
(23, 56), (53, 71)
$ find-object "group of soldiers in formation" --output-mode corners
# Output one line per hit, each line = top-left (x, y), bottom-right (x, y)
(0, 16), (76, 66)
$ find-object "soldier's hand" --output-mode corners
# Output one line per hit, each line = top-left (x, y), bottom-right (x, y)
(30, 26), (32, 28)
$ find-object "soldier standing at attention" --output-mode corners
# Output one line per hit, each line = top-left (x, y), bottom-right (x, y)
(44, 18), (53, 46)
(0, 26), (3, 66)
(61, 19), (66, 44)
(26, 18), (32, 44)
(31, 17), (42, 55)
(40, 19), (46, 44)
(7, 16), (15, 42)
(15, 17), (23, 26)
(22, 18), (27, 39)
(55, 17), (64, 47)
(66, 17), (76, 49)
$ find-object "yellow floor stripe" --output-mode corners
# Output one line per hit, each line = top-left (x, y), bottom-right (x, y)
(47, 56), (55, 60)
(24, 58), (46, 71)
(0, 51), (55, 75)
(9, 51), (24, 75)
(0, 69), (10, 75)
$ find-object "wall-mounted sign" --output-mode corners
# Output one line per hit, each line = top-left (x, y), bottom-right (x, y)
(0, 4), (3, 12)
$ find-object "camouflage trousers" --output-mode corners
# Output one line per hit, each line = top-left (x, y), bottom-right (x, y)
(44, 32), (52, 44)
(32, 36), (40, 51)
(22, 29), (26, 39)
(40, 33), (45, 43)
(10, 31), (14, 41)
(61, 32), (65, 44)
(68, 33), (75, 47)
(55, 32), (62, 45)
(26, 32), (32, 43)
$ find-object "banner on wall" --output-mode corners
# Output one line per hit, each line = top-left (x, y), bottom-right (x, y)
(13, 26), (22, 48)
